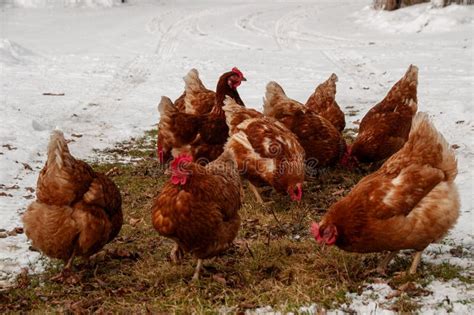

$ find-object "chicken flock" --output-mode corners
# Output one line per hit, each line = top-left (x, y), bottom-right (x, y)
(23, 65), (460, 283)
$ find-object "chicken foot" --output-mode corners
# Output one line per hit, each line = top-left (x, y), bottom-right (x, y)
(170, 244), (184, 264)
(50, 249), (80, 283)
(191, 259), (203, 281)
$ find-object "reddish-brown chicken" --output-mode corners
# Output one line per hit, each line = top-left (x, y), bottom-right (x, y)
(348, 65), (418, 163)
(23, 130), (123, 280)
(157, 69), (216, 163)
(223, 96), (305, 203)
(178, 68), (216, 115)
(151, 151), (242, 280)
(305, 73), (345, 132)
(263, 81), (346, 170)
(311, 113), (459, 275)
(157, 67), (246, 164)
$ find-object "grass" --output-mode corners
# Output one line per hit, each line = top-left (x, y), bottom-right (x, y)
(0, 129), (471, 313)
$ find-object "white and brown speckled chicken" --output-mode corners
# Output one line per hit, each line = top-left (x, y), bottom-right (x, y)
(223, 96), (305, 203)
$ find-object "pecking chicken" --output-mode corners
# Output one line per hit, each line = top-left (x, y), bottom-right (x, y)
(263, 81), (347, 170)
(311, 112), (460, 275)
(157, 67), (246, 164)
(23, 130), (123, 280)
(348, 65), (418, 163)
(151, 151), (242, 280)
(305, 73), (345, 132)
(223, 96), (305, 203)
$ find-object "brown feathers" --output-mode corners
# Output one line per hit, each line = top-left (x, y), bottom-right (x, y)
(263, 81), (346, 168)
(224, 97), (305, 198)
(23, 130), (123, 266)
(351, 65), (419, 163)
(318, 112), (459, 254)
(151, 151), (242, 261)
(305, 73), (345, 132)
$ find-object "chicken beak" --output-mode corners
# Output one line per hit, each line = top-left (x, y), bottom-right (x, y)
(241, 77), (247, 82)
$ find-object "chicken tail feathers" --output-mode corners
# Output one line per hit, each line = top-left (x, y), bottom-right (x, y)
(183, 68), (206, 94)
(158, 96), (177, 116)
(403, 64), (419, 85)
(47, 130), (73, 170)
(409, 112), (457, 182)
(263, 81), (286, 112)
(319, 73), (338, 96)
(386, 65), (419, 113)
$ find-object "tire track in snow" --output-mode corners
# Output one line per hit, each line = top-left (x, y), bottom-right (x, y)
(85, 9), (207, 106)
(274, 3), (357, 50)
(234, 10), (270, 37)
(185, 8), (254, 49)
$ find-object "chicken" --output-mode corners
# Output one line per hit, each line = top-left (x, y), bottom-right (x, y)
(157, 69), (215, 163)
(151, 151), (242, 280)
(311, 112), (459, 275)
(22, 130), (123, 280)
(223, 96), (305, 203)
(348, 65), (418, 163)
(177, 68), (216, 115)
(305, 73), (345, 132)
(157, 67), (246, 163)
(263, 81), (347, 170)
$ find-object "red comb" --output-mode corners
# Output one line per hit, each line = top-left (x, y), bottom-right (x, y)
(231, 67), (244, 79)
(171, 153), (193, 169)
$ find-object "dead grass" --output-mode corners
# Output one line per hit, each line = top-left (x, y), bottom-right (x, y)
(0, 129), (469, 313)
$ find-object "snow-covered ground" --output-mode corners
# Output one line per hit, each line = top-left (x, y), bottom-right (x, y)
(0, 0), (472, 312)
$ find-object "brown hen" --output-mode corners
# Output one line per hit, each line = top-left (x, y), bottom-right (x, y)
(224, 97), (305, 203)
(264, 81), (346, 170)
(23, 130), (122, 279)
(151, 151), (242, 280)
(157, 68), (246, 164)
(311, 112), (459, 275)
(305, 73), (346, 132)
(350, 65), (418, 163)
(158, 69), (215, 163)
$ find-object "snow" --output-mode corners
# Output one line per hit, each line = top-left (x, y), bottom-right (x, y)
(0, 0), (472, 311)
(356, 2), (474, 33)
(2, 0), (122, 8)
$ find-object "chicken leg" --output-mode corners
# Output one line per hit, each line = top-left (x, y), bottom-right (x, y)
(363, 251), (398, 277)
(377, 251), (398, 274)
(248, 182), (264, 204)
(170, 244), (184, 264)
(409, 251), (423, 274)
(50, 248), (77, 283)
(191, 259), (203, 281)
